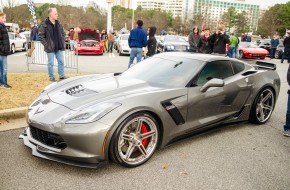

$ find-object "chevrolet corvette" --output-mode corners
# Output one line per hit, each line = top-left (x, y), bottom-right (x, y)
(19, 53), (280, 168)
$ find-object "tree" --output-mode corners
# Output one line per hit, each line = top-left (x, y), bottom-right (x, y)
(236, 11), (250, 34)
(172, 16), (184, 34)
(221, 7), (238, 31)
(257, 2), (290, 37)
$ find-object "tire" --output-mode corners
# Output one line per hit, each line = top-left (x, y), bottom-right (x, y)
(274, 51), (281, 59)
(249, 88), (275, 124)
(23, 43), (28, 51)
(109, 112), (159, 168)
(119, 51), (123, 56)
(11, 44), (16, 54)
(239, 50), (244, 59)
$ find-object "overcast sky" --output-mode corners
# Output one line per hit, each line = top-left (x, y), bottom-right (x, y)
(9, 0), (290, 9)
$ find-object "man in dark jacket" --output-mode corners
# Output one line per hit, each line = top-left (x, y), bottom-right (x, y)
(270, 34), (279, 59)
(146, 26), (157, 57)
(284, 47), (290, 136)
(198, 28), (213, 54)
(0, 12), (12, 88)
(282, 32), (290, 64)
(128, 20), (147, 68)
(211, 28), (230, 56)
(38, 7), (66, 81)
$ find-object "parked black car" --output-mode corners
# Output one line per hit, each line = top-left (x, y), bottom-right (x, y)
(275, 40), (288, 59)
(156, 35), (190, 53)
(257, 39), (271, 53)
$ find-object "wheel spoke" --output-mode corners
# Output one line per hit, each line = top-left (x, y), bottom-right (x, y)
(259, 109), (265, 121)
(138, 144), (148, 157)
(141, 130), (156, 140)
(125, 143), (135, 159)
(121, 133), (133, 142)
(136, 119), (143, 133)
(262, 92), (272, 103)
(263, 104), (273, 111)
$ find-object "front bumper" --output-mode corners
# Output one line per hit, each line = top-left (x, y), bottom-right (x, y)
(19, 114), (111, 168)
(19, 128), (107, 168)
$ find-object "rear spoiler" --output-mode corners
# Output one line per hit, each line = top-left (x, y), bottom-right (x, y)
(254, 61), (276, 70)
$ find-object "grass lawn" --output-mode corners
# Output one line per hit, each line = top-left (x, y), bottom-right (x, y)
(0, 73), (80, 110)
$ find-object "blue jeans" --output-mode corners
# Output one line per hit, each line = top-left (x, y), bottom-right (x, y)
(0, 55), (8, 85)
(128, 47), (143, 68)
(285, 92), (290, 130)
(69, 40), (75, 51)
(235, 46), (239, 59)
(228, 47), (235, 58)
(47, 50), (65, 79)
(270, 48), (276, 59)
(108, 42), (113, 53)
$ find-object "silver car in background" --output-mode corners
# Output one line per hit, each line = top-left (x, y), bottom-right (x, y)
(19, 53), (280, 168)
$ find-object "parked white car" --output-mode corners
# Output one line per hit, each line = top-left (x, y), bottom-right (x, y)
(117, 34), (131, 56)
(8, 32), (28, 54)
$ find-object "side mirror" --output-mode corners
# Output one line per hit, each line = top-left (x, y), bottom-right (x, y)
(200, 78), (224, 92)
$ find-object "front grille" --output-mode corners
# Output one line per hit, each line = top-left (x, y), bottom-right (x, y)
(29, 126), (67, 149)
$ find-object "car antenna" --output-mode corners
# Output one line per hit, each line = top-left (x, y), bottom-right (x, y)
(174, 61), (183, 68)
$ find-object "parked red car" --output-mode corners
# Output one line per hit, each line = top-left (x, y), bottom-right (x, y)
(238, 42), (268, 59)
(74, 28), (103, 55)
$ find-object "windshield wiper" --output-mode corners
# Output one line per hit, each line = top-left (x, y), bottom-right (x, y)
(174, 61), (183, 68)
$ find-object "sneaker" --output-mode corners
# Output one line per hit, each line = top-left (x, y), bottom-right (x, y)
(49, 78), (56, 82)
(3, 84), (12, 89)
(283, 130), (290, 137)
(59, 76), (67, 80)
(0, 84), (4, 88)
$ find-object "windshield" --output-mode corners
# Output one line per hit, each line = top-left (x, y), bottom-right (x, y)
(164, 36), (186, 42)
(121, 56), (203, 87)
(122, 35), (129, 40)
(239, 42), (258, 48)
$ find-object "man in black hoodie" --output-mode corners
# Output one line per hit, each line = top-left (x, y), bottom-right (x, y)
(281, 31), (290, 64)
(38, 7), (66, 82)
(198, 28), (213, 54)
(211, 27), (229, 56)
(0, 12), (12, 88)
(146, 26), (157, 57)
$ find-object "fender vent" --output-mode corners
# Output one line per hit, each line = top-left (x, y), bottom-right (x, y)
(161, 101), (185, 125)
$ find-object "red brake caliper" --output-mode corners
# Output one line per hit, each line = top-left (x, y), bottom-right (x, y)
(141, 123), (148, 146)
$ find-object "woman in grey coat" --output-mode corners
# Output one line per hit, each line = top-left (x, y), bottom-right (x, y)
(188, 27), (200, 52)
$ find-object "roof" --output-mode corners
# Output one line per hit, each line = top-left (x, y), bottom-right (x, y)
(155, 52), (231, 62)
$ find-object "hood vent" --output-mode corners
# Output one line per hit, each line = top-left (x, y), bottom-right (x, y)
(65, 85), (96, 97)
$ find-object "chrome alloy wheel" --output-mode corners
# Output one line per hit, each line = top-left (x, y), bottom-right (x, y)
(255, 89), (274, 123)
(117, 116), (158, 165)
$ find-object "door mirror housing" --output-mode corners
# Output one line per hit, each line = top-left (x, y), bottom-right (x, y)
(200, 78), (224, 92)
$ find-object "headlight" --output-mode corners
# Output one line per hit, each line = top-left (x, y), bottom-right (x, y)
(65, 102), (121, 124)
(166, 45), (174, 50)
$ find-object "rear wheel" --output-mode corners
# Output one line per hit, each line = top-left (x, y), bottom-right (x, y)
(110, 112), (159, 168)
(11, 44), (16, 54)
(274, 51), (281, 59)
(249, 88), (275, 124)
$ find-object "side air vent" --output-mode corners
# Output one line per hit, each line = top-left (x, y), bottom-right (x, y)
(161, 101), (185, 125)
(242, 71), (257, 76)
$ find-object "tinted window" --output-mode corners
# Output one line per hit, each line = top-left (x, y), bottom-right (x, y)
(121, 57), (203, 87)
(231, 61), (245, 74)
(196, 61), (234, 86)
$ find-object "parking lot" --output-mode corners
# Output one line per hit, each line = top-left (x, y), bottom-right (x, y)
(1, 53), (290, 189)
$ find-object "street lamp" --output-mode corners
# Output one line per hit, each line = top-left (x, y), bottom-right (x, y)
(107, 0), (113, 32)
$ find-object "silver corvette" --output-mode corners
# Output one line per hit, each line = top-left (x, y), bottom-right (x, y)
(19, 53), (280, 168)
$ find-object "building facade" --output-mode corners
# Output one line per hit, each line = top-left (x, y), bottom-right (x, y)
(188, 0), (259, 32)
(114, 0), (133, 9)
(137, 0), (184, 18)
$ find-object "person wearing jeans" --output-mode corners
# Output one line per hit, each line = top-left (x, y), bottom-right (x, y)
(0, 12), (12, 88)
(38, 8), (66, 81)
(284, 63), (290, 137)
(128, 20), (147, 68)
(107, 30), (114, 57)
(281, 32), (290, 63)
(270, 34), (279, 59)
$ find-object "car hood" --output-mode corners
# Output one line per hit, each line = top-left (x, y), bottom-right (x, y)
(164, 42), (188, 46)
(239, 47), (268, 53)
(47, 75), (161, 110)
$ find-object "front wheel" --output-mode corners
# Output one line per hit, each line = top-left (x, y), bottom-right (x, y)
(249, 88), (275, 124)
(110, 112), (159, 168)
(239, 50), (244, 59)
(11, 44), (16, 54)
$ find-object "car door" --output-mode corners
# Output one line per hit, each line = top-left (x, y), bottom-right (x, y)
(186, 60), (250, 130)
(15, 34), (23, 50)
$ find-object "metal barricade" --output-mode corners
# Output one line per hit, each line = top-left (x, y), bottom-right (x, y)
(26, 41), (79, 73)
